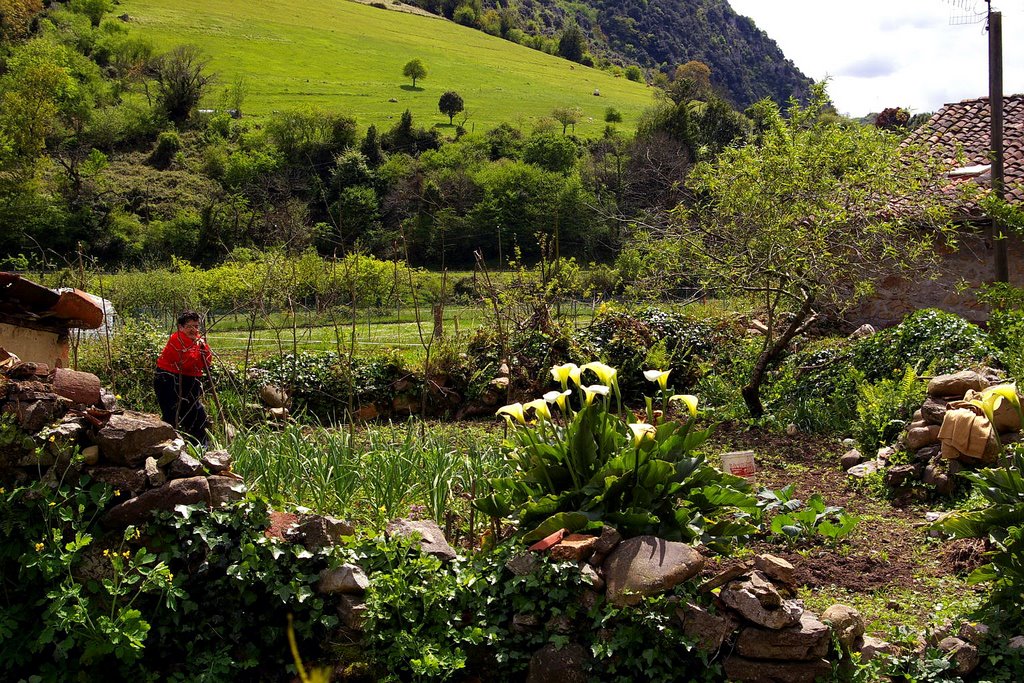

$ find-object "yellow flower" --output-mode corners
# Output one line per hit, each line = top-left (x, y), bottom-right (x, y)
(582, 384), (610, 406)
(103, 549), (111, 557)
(627, 422), (657, 447)
(643, 369), (672, 391)
(551, 363), (582, 388)
(496, 402), (527, 425)
(123, 550), (131, 559)
(543, 389), (572, 412)
(669, 394), (699, 418)
(581, 362), (617, 388)
(114, 489), (121, 497)
(0, 487), (6, 495)
(35, 542), (44, 552)
(523, 398), (552, 422)
(48, 501), (55, 507)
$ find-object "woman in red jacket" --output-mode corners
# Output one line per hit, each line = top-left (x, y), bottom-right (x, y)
(154, 311), (212, 446)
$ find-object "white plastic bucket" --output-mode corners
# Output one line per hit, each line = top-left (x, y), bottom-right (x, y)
(721, 450), (756, 480)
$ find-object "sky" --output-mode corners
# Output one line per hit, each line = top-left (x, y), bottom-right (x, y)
(728, 0), (1024, 118)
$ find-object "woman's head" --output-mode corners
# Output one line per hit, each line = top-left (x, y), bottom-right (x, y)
(176, 311), (202, 339)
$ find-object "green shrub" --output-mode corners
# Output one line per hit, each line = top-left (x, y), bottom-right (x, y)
(767, 339), (859, 434)
(851, 309), (999, 381)
(77, 317), (163, 412)
(853, 366), (925, 456)
(150, 130), (181, 168)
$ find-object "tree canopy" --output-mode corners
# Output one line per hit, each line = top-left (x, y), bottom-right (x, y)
(678, 83), (953, 416)
(402, 58), (427, 88)
(438, 91), (464, 125)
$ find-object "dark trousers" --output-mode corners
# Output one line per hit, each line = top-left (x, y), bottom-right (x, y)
(154, 369), (209, 446)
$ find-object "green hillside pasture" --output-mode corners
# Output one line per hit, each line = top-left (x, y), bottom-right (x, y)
(120, 0), (655, 134)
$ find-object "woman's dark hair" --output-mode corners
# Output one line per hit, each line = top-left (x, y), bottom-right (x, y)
(177, 311), (201, 327)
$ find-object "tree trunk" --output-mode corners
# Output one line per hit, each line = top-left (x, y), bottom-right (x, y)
(741, 293), (816, 419)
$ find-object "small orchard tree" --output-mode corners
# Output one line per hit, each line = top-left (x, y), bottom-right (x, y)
(552, 106), (582, 134)
(402, 58), (427, 88)
(150, 45), (213, 123)
(438, 91), (464, 124)
(676, 83), (953, 417)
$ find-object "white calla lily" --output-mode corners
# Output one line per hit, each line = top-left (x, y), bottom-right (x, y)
(551, 363), (583, 388)
(496, 402), (527, 425)
(543, 389), (572, 412)
(627, 422), (657, 446)
(582, 384), (610, 406)
(669, 394), (699, 418)
(581, 361), (617, 388)
(643, 369), (672, 391)
(524, 398), (552, 422)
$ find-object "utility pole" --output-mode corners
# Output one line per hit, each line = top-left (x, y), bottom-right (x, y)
(988, 7), (1008, 282)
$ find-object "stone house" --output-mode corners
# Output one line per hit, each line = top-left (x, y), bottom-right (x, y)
(0, 272), (104, 368)
(851, 94), (1024, 326)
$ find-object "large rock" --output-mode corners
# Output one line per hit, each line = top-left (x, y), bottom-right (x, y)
(735, 611), (831, 660)
(85, 466), (148, 497)
(821, 604), (865, 651)
(386, 519), (457, 561)
(723, 656), (832, 683)
(289, 514), (355, 551)
(201, 449), (232, 473)
(719, 574), (803, 630)
(207, 475), (246, 507)
(839, 449), (862, 470)
(906, 425), (941, 451)
(753, 555), (796, 588)
(927, 371), (987, 398)
(857, 635), (899, 662)
(602, 536), (704, 607)
(94, 411), (175, 467)
(318, 564), (369, 595)
(337, 594), (368, 631)
(52, 368), (101, 406)
(526, 642), (588, 683)
(102, 476), (211, 527)
(550, 534), (598, 562)
(937, 636), (979, 676)
(165, 451), (203, 479)
(588, 525), (622, 566)
(921, 397), (950, 425)
(677, 602), (737, 653)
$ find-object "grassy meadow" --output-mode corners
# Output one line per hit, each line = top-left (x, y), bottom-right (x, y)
(118, 0), (656, 133)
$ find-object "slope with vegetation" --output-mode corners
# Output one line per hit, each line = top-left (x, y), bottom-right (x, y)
(118, 0), (655, 131)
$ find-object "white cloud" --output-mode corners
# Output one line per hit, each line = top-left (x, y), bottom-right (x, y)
(729, 0), (1024, 116)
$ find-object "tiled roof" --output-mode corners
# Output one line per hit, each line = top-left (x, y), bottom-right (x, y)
(902, 94), (1024, 216)
(0, 273), (104, 330)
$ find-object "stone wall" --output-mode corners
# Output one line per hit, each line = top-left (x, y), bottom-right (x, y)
(849, 230), (1024, 328)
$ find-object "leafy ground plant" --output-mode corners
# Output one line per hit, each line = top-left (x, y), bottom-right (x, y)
(476, 362), (757, 549)
(758, 485), (859, 546)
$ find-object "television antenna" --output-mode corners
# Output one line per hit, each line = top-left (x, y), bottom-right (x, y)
(943, 0), (1008, 282)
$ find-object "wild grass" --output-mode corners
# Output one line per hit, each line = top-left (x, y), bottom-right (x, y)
(227, 420), (511, 536)
(118, 0), (655, 133)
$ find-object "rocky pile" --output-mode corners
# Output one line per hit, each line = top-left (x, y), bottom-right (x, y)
(1, 360), (245, 526)
(514, 528), (892, 683)
(843, 370), (1023, 495)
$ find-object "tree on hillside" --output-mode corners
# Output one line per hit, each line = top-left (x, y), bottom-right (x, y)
(0, 0), (43, 42)
(438, 91), (464, 125)
(557, 21), (586, 63)
(552, 106), (582, 135)
(402, 58), (427, 88)
(150, 45), (213, 123)
(675, 84), (953, 417)
(70, 0), (112, 27)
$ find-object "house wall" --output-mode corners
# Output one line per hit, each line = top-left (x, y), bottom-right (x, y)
(849, 231), (1024, 328)
(0, 323), (68, 368)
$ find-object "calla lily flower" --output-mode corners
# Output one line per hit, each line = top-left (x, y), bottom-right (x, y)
(543, 389), (572, 412)
(524, 398), (552, 422)
(496, 402), (527, 424)
(581, 362), (617, 388)
(643, 369), (672, 391)
(582, 384), (610, 406)
(551, 363), (583, 388)
(982, 383), (1022, 420)
(669, 394), (699, 418)
(627, 422), (657, 446)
